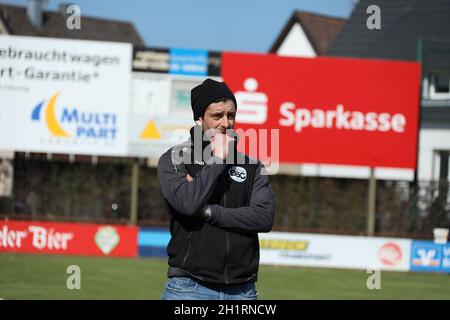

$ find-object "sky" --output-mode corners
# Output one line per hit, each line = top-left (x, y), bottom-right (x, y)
(3, 0), (356, 53)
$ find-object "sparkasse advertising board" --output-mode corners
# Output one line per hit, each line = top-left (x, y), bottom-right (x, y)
(222, 52), (421, 169)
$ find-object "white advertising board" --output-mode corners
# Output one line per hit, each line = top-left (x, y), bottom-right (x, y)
(129, 73), (218, 158)
(0, 35), (132, 156)
(259, 232), (412, 271)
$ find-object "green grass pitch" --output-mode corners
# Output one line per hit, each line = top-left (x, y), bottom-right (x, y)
(0, 253), (449, 300)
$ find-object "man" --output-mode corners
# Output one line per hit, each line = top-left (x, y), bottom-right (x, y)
(157, 78), (275, 300)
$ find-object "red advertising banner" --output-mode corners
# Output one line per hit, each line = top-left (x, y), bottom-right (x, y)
(222, 52), (421, 169)
(0, 220), (138, 257)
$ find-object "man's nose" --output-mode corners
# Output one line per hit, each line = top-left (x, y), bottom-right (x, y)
(221, 115), (230, 128)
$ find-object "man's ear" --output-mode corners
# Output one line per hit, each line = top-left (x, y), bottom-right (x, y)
(195, 118), (202, 126)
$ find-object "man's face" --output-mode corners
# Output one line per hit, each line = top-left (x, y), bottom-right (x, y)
(198, 99), (236, 134)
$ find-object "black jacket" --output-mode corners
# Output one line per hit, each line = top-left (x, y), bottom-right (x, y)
(157, 125), (275, 284)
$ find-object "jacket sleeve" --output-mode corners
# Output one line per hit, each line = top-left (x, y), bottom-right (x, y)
(157, 150), (226, 216)
(208, 162), (275, 233)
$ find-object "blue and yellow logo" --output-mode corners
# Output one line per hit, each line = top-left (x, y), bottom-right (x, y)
(31, 92), (118, 139)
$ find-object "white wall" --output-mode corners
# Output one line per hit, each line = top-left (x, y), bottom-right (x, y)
(0, 18), (9, 35)
(276, 23), (317, 58)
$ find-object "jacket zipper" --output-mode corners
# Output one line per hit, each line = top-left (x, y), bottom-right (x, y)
(224, 192), (230, 284)
(182, 232), (192, 267)
(224, 232), (230, 284)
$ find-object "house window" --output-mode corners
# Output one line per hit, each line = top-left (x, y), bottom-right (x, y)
(423, 74), (450, 100)
(431, 150), (450, 182)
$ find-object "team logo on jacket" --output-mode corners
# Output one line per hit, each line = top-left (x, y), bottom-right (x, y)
(229, 166), (247, 182)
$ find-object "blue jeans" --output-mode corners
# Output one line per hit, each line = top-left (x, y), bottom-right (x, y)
(161, 277), (258, 300)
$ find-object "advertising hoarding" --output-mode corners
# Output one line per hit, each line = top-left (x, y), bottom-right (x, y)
(0, 220), (138, 257)
(410, 240), (450, 273)
(0, 35), (132, 156)
(259, 231), (412, 271)
(221, 52), (421, 169)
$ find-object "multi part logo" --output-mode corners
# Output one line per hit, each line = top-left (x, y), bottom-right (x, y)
(31, 92), (118, 140)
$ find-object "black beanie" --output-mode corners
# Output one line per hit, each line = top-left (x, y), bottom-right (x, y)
(191, 78), (237, 120)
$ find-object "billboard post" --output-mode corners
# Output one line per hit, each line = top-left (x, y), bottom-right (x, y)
(367, 167), (376, 236)
(129, 158), (139, 225)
